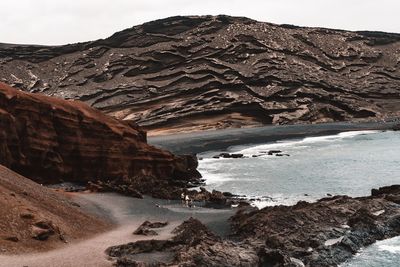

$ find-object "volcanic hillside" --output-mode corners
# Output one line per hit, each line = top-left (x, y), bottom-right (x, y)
(0, 164), (109, 253)
(1, 15), (400, 133)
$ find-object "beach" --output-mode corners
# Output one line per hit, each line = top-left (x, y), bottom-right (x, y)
(149, 121), (395, 154)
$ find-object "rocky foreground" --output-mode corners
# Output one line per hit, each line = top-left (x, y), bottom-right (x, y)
(1, 15), (400, 134)
(0, 82), (201, 198)
(106, 185), (400, 267)
(0, 164), (110, 254)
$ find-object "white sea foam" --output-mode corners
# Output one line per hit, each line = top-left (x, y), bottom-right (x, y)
(378, 244), (400, 254)
(198, 159), (234, 186)
(244, 194), (316, 209)
(236, 130), (380, 156)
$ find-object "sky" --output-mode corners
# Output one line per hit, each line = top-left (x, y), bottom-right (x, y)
(0, 0), (399, 45)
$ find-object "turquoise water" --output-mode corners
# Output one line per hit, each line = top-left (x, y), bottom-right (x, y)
(198, 130), (400, 266)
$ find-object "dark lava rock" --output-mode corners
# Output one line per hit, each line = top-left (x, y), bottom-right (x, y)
(107, 217), (258, 267)
(371, 184), (400, 196)
(230, 187), (400, 267)
(393, 124), (400, 131)
(268, 150), (283, 155)
(107, 185), (400, 266)
(186, 187), (240, 208)
(133, 221), (168, 236)
(1, 16), (399, 133)
(213, 153), (244, 159)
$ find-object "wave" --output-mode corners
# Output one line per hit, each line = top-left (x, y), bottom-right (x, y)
(378, 244), (400, 254)
(236, 130), (380, 156)
(197, 159), (235, 186)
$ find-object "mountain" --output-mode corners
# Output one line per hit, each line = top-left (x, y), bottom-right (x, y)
(1, 15), (400, 134)
(0, 82), (200, 198)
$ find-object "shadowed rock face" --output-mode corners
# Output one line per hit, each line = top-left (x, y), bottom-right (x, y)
(0, 82), (200, 197)
(1, 15), (400, 134)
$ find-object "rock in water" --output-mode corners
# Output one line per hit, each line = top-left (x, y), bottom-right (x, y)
(0, 82), (201, 198)
(0, 16), (399, 133)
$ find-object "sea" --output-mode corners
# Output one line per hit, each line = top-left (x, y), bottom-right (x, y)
(198, 130), (400, 266)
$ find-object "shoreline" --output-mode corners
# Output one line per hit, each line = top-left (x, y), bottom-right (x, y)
(149, 121), (395, 154)
(1, 122), (398, 266)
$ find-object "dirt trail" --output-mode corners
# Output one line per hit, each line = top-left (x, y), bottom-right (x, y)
(0, 192), (179, 267)
(0, 193), (233, 267)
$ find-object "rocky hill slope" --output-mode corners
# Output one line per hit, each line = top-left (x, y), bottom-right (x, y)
(0, 164), (109, 253)
(0, 82), (200, 198)
(1, 15), (400, 134)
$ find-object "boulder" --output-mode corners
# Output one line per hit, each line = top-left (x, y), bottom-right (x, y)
(133, 221), (168, 236)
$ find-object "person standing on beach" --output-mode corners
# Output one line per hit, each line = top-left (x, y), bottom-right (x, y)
(188, 198), (194, 208)
(181, 192), (185, 205)
(185, 194), (189, 207)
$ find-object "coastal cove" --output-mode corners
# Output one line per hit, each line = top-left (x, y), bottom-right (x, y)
(0, 121), (399, 266)
(150, 122), (400, 266)
(1, 8), (400, 266)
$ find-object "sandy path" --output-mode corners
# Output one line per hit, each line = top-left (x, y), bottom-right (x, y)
(0, 222), (178, 267)
(0, 193), (233, 267)
(0, 193), (180, 267)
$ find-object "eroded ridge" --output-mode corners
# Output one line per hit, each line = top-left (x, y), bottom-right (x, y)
(1, 15), (400, 133)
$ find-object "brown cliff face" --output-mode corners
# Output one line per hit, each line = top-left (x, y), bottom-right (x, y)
(0, 82), (200, 196)
(1, 16), (400, 134)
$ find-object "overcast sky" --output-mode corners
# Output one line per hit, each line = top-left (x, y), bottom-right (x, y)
(1, 0), (399, 45)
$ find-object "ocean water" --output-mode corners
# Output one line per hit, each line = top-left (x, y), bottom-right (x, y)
(199, 130), (400, 207)
(198, 129), (400, 266)
(341, 236), (400, 267)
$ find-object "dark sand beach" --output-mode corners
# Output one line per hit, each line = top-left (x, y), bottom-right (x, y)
(149, 121), (395, 154)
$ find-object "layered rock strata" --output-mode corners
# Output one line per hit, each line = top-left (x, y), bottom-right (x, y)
(0, 82), (200, 197)
(1, 16), (400, 133)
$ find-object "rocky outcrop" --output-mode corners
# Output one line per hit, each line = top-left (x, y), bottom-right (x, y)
(106, 186), (400, 266)
(230, 185), (400, 266)
(0, 164), (110, 253)
(1, 16), (399, 134)
(107, 218), (259, 267)
(0, 82), (201, 197)
(133, 221), (168, 236)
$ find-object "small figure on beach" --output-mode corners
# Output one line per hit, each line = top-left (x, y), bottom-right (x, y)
(188, 198), (194, 208)
(181, 192), (185, 205)
(185, 194), (190, 207)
